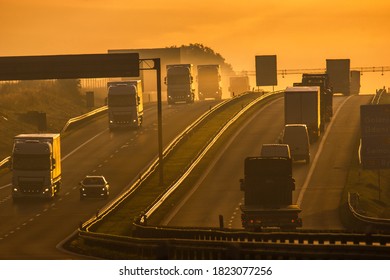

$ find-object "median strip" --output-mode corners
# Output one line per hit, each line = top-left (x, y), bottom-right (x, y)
(78, 92), (283, 238)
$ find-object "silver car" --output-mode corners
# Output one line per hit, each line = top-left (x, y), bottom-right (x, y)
(79, 175), (110, 200)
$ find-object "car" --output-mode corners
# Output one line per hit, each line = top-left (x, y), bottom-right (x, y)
(79, 175), (109, 200)
(281, 124), (310, 164)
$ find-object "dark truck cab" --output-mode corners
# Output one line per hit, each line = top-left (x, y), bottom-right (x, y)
(240, 156), (302, 230)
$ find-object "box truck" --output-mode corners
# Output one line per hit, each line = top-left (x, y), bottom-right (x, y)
(284, 86), (321, 142)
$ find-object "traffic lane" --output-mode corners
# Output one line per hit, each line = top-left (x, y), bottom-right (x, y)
(163, 97), (287, 228)
(0, 100), (222, 259)
(0, 112), (151, 233)
(0, 103), (156, 195)
(292, 95), (349, 202)
(162, 95), (350, 229)
(300, 94), (372, 230)
(0, 100), (218, 205)
(60, 103), (156, 161)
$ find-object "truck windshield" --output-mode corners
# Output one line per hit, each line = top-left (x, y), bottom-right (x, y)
(108, 94), (136, 107)
(168, 73), (190, 85)
(199, 75), (218, 85)
(13, 154), (51, 170)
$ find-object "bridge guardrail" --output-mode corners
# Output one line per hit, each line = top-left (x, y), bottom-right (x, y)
(61, 105), (107, 133)
(77, 225), (390, 259)
(371, 88), (386, 104)
(348, 192), (390, 228)
(0, 156), (10, 170)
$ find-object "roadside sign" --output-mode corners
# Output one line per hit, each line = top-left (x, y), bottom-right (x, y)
(255, 55), (277, 86)
(0, 53), (140, 80)
(360, 104), (390, 169)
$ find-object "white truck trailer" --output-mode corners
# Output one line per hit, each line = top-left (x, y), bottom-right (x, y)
(284, 86), (321, 142)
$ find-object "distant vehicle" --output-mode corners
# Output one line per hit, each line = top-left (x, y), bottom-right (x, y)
(107, 80), (144, 130)
(228, 75), (250, 97)
(326, 58), (351, 95)
(79, 175), (110, 200)
(294, 73), (333, 123)
(260, 144), (291, 159)
(197, 64), (222, 100)
(281, 124), (310, 164)
(350, 70), (361, 95)
(165, 64), (195, 104)
(284, 86), (321, 142)
(240, 156), (302, 230)
(11, 133), (61, 200)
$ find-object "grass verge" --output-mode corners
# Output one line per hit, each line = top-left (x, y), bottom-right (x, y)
(0, 80), (97, 159)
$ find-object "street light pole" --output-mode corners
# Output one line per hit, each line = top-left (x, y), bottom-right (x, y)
(139, 58), (163, 186)
(154, 58), (164, 186)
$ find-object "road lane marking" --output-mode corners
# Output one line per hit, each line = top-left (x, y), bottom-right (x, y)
(296, 96), (352, 205)
(62, 129), (107, 161)
(0, 183), (11, 190)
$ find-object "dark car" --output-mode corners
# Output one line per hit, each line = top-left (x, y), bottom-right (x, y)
(79, 175), (109, 200)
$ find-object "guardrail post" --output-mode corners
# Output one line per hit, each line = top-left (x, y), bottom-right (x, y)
(156, 240), (170, 259)
(226, 242), (240, 259)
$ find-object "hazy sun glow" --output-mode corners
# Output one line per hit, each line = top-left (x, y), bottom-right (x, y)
(1, 0), (389, 92)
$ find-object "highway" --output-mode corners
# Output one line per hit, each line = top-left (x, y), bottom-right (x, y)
(0, 93), (374, 259)
(0, 100), (220, 259)
(162, 95), (372, 230)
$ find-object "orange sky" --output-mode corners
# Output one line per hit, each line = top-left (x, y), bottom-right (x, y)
(1, 0), (390, 92)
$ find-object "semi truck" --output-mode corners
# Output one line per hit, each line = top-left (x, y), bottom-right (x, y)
(326, 59), (350, 95)
(350, 70), (361, 95)
(284, 86), (321, 142)
(294, 73), (333, 123)
(11, 133), (61, 200)
(107, 80), (144, 130)
(240, 156), (302, 230)
(228, 75), (250, 97)
(165, 64), (195, 104)
(197, 64), (222, 100)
